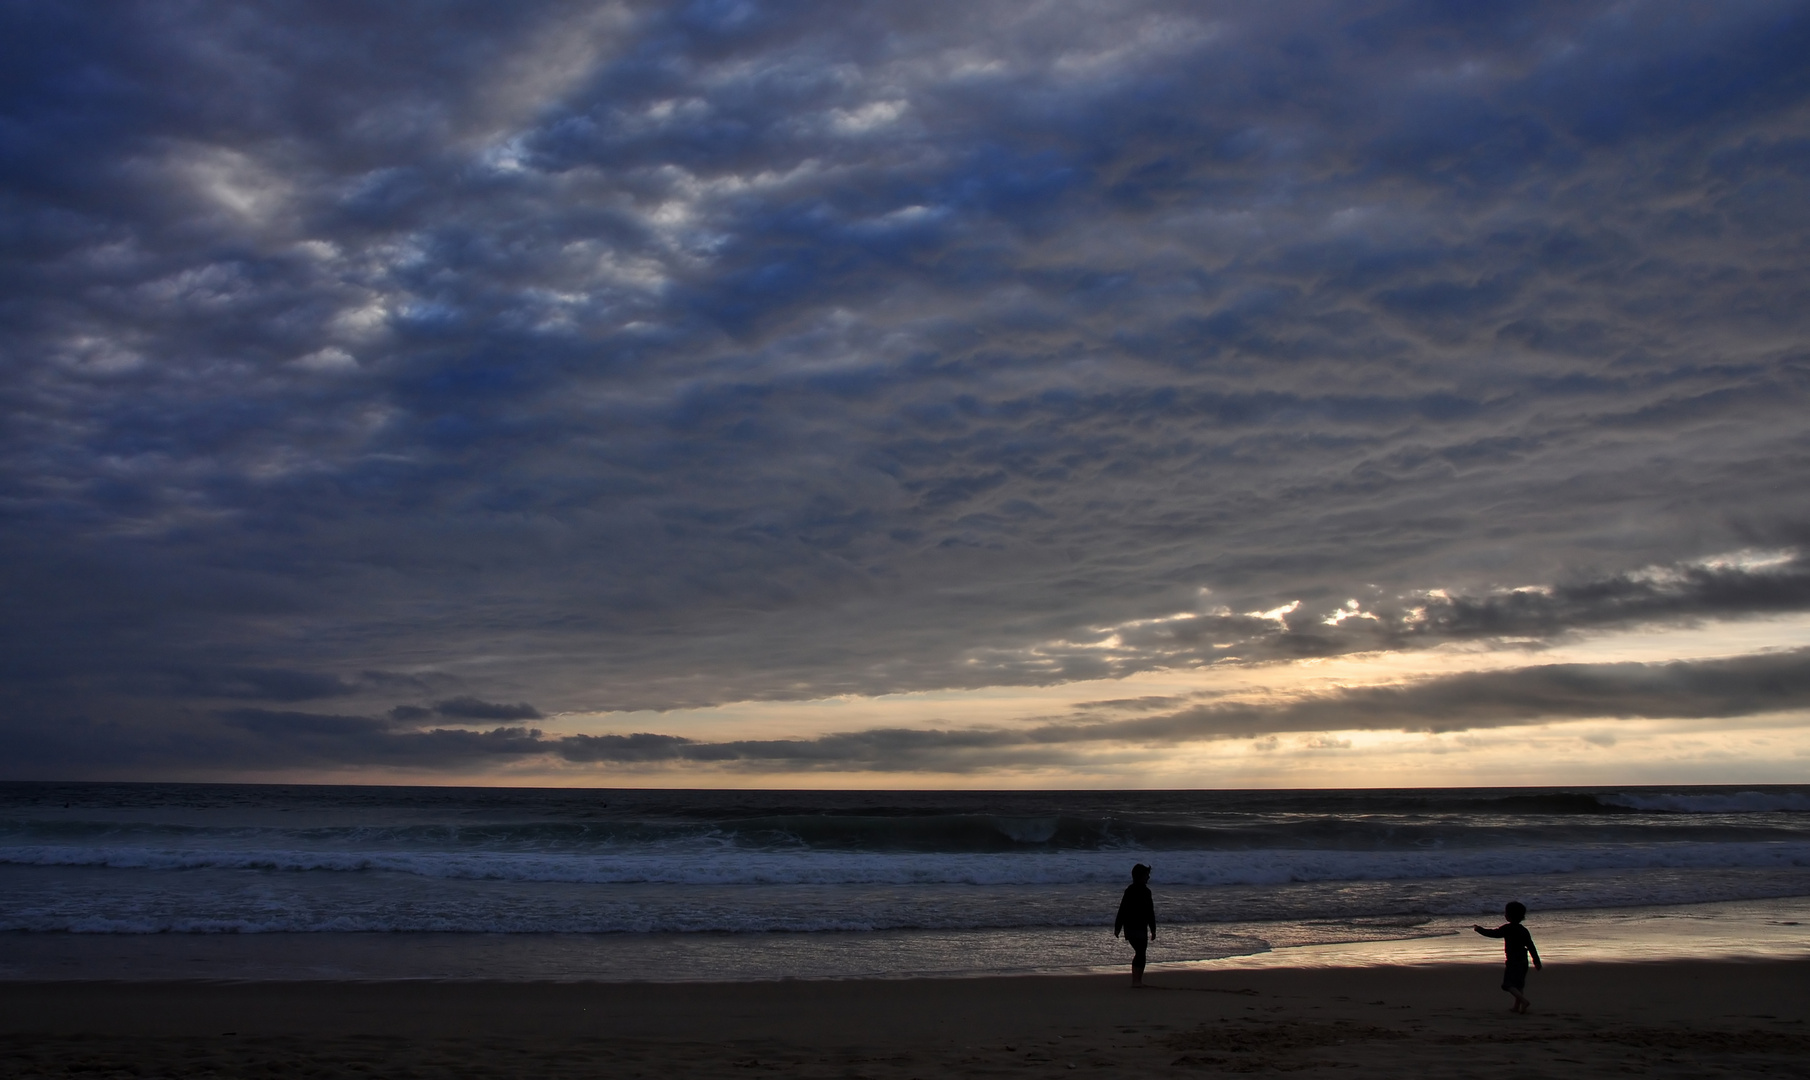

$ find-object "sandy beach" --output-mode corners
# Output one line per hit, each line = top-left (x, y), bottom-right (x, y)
(3, 960), (1807, 1078)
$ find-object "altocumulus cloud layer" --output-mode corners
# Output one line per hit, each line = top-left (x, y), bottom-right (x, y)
(2, 0), (1809, 777)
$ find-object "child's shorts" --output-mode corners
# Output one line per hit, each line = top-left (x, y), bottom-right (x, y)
(1501, 962), (1528, 992)
(1125, 930), (1148, 959)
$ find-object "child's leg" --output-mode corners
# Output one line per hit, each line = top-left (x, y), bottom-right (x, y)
(1503, 966), (1529, 1012)
(1129, 933), (1148, 985)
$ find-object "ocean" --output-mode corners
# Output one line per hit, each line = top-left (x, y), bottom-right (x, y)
(2, 782), (1807, 981)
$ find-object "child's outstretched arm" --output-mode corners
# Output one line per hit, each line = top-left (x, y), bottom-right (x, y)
(1472, 923), (1505, 937)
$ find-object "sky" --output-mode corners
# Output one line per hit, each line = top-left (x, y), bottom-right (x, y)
(2, 0), (1809, 788)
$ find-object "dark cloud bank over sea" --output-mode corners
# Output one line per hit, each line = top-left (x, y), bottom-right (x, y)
(3, 1), (1809, 776)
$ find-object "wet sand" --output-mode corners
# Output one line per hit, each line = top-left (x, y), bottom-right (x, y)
(2, 960), (1808, 1078)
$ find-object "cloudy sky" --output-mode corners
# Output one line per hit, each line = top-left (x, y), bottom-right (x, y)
(3, 0), (1809, 787)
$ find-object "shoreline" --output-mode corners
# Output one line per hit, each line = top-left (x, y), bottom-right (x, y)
(4, 960), (1808, 1079)
(3, 895), (1806, 983)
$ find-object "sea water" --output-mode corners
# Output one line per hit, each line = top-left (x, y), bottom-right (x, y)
(1, 783), (1806, 980)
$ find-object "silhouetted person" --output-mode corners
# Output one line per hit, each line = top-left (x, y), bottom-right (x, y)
(1473, 901), (1541, 1013)
(1113, 863), (1156, 987)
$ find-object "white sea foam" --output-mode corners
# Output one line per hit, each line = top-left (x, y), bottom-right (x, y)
(5, 867), (1809, 935)
(2, 840), (1807, 887)
(1601, 791), (1810, 814)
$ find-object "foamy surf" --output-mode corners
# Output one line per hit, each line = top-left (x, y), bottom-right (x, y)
(1, 782), (1806, 977)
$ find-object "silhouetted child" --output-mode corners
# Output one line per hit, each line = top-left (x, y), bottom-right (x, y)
(1473, 901), (1542, 1013)
(1113, 863), (1156, 987)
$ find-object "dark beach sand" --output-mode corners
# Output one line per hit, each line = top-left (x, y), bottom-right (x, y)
(3, 961), (1807, 1078)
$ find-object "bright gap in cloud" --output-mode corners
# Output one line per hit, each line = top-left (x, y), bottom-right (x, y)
(541, 610), (1810, 752)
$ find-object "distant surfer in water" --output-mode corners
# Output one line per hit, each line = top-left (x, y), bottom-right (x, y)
(1113, 863), (1157, 987)
(1473, 901), (1542, 1013)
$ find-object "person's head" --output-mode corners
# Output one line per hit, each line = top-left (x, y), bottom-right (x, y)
(1505, 901), (1527, 923)
(1131, 863), (1151, 883)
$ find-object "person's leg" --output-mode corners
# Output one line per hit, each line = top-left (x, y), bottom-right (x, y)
(1128, 932), (1148, 986)
(1503, 967), (1529, 1012)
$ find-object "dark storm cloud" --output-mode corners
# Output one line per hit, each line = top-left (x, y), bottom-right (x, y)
(429, 696), (543, 720)
(1060, 648), (1810, 743)
(3, 0), (1810, 775)
(218, 709), (549, 767)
